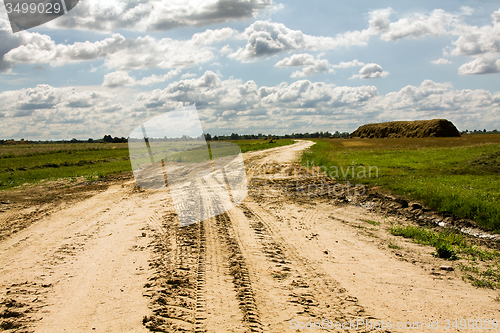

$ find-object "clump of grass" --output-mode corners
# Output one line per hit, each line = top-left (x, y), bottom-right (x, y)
(435, 243), (457, 260)
(366, 220), (381, 226)
(390, 225), (500, 288)
(388, 239), (401, 249)
(389, 225), (465, 250)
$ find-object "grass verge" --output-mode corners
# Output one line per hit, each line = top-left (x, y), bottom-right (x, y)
(229, 139), (295, 153)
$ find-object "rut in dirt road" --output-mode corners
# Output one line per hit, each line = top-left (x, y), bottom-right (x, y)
(144, 175), (263, 333)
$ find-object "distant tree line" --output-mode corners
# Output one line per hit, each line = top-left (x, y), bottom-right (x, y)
(204, 131), (350, 141)
(0, 135), (128, 145)
(1, 131), (352, 144)
(461, 129), (498, 135)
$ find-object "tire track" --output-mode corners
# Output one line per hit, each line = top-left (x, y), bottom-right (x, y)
(143, 210), (205, 332)
(199, 176), (262, 332)
(213, 212), (262, 333)
(240, 201), (378, 332)
(194, 221), (207, 333)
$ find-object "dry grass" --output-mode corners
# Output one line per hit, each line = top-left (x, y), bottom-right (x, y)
(350, 119), (461, 138)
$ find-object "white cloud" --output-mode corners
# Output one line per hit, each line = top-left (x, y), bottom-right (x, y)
(451, 9), (500, 75)
(460, 6), (475, 16)
(4, 28), (236, 70)
(350, 63), (389, 79)
(190, 28), (239, 46)
(102, 71), (135, 88)
(275, 54), (334, 77)
(0, 84), (114, 119)
(229, 21), (372, 60)
(0, 18), (54, 72)
(458, 56), (500, 75)
(46, 0), (275, 32)
(181, 72), (198, 79)
(451, 20), (500, 56)
(132, 71), (379, 115)
(275, 54), (316, 67)
(431, 58), (453, 64)
(220, 45), (234, 55)
(377, 9), (458, 41)
(332, 59), (366, 68)
(102, 69), (181, 87)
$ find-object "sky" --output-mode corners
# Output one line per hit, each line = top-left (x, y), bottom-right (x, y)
(0, 0), (499, 140)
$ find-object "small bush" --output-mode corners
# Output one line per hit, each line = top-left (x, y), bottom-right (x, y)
(435, 242), (457, 260)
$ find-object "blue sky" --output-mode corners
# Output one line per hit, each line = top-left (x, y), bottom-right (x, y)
(0, 0), (499, 140)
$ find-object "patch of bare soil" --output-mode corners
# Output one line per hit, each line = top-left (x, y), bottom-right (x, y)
(0, 141), (498, 333)
(0, 173), (132, 242)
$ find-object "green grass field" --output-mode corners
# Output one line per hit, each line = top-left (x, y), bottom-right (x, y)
(0, 139), (295, 190)
(300, 135), (500, 232)
(229, 139), (295, 153)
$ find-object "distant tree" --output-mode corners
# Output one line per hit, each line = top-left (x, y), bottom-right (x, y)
(204, 133), (212, 141)
(230, 133), (240, 140)
(112, 137), (127, 143)
(103, 135), (113, 143)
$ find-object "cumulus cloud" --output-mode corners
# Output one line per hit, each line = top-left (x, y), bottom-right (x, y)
(377, 9), (458, 41)
(46, 0), (275, 32)
(350, 63), (389, 79)
(190, 28), (240, 45)
(4, 28), (236, 70)
(132, 70), (379, 114)
(0, 84), (113, 118)
(229, 21), (372, 60)
(332, 59), (366, 68)
(102, 69), (181, 87)
(458, 56), (500, 75)
(275, 54), (334, 77)
(451, 10), (500, 57)
(431, 58), (453, 64)
(0, 18), (55, 72)
(451, 9), (500, 75)
(220, 45), (234, 55)
(460, 6), (475, 16)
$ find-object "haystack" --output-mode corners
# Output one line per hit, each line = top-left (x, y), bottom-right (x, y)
(350, 119), (461, 138)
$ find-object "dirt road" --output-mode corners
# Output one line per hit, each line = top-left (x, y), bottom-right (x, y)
(0, 140), (498, 332)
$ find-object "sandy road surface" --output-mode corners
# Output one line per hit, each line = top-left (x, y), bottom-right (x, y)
(0, 140), (498, 333)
